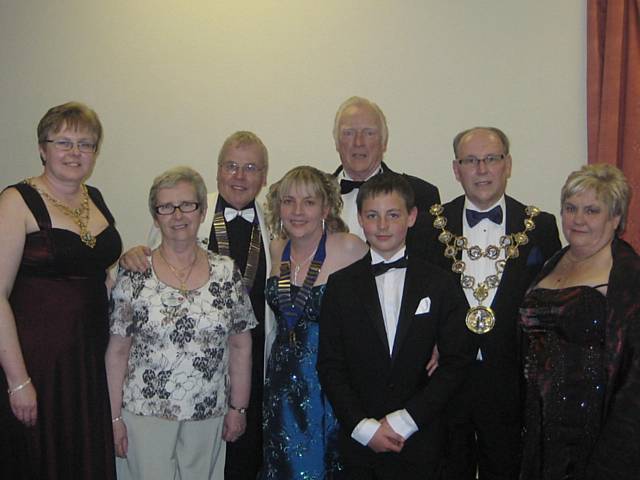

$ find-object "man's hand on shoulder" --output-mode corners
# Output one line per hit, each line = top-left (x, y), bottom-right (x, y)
(119, 245), (152, 272)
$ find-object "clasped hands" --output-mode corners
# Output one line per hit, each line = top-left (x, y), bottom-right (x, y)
(367, 417), (405, 453)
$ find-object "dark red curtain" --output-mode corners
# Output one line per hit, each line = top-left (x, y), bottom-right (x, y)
(587, 0), (640, 249)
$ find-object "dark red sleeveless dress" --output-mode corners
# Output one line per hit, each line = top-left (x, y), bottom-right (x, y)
(0, 182), (122, 480)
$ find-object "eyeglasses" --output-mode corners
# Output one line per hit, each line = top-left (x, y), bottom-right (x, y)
(45, 139), (97, 153)
(220, 161), (264, 176)
(457, 154), (506, 167)
(154, 202), (200, 215)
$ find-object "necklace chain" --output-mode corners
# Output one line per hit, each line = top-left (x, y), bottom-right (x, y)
(290, 248), (318, 285)
(25, 178), (96, 248)
(430, 203), (540, 304)
(158, 247), (200, 294)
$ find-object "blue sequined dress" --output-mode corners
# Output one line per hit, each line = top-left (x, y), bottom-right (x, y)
(261, 278), (343, 480)
(519, 286), (607, 480)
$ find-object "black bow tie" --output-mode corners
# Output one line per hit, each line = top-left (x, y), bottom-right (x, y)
(465, 205), (503, 227)
(372, 256), (408, 276)
(340, 179), (365, 195)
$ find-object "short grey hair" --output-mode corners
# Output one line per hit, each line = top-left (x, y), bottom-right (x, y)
(561, 163), (630, 235)
(332, 96), (389, 147)
(148, 166), (208, 218)
(452, 127), (510, 158)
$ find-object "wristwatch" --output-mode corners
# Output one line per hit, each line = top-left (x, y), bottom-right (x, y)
(229, 404), (248, 414)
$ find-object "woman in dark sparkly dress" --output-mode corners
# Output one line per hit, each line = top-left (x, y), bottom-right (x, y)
(260, 166), (368, 479)
(0, 102), (122, 479)
(520, 164), (640, 480)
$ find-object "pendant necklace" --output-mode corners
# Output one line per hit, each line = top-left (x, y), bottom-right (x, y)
(290, 248), (318, 285)
(158, 247), (200, 295)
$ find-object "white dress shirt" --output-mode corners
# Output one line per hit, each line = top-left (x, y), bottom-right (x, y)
(462, 196), (507, 361)
(351, 247), (419, 446)
(340, 167), (382, 240)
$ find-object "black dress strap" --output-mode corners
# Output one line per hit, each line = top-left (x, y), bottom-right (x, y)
(592, 283), (609, 289)
(8, 182), (52, 230)
(86, 185), (116, 225)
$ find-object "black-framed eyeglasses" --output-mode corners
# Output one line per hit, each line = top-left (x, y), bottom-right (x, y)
(220, 161), (264, 176)
(45, 139), (97, 153)
(457, 154), (506, 167)
(154, 202), (200, 215)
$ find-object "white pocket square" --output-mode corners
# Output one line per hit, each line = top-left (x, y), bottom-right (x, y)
(415, 297), (431, 314)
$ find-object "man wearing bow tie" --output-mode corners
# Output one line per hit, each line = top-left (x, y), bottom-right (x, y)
(120, 131), (272, 480)
(427, 127), (561, 480)
(332, 96), (440, 257)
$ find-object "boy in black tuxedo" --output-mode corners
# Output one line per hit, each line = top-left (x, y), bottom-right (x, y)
(318, 172), (473, 479)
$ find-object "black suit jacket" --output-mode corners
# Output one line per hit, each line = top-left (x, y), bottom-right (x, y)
(332, 162), (440, 261)
(425, 195), (561, 419)
(332, 162), (440, 213)
(317, 253), (473, 471)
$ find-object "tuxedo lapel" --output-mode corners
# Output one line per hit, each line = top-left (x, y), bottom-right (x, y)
(445, 196), (465, 237)
(391, 261), (423, 362)
(354, 255), (390, 355)
(492, 196), (527, 307)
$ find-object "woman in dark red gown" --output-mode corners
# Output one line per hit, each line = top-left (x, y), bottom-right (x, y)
(520, 164), (640, 480)
(0, 102), (121, 479)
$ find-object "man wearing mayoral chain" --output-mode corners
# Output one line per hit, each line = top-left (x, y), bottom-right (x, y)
(427, 127), (561, 479)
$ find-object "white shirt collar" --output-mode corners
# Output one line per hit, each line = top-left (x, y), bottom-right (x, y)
(370, 246), (406, 265)
(342, 165), (383, 182)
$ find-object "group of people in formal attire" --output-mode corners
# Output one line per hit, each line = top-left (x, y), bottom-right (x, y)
(0, 97), (639, 480)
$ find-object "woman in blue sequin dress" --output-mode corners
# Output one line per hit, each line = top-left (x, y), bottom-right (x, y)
(519, 164), (640, 480)
(260, 166), (367, 479)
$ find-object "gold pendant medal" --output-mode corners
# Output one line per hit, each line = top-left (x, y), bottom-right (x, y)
(465, 305), (496, 334)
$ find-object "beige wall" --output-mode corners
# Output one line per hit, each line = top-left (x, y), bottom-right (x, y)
(0, 0), (585, 247)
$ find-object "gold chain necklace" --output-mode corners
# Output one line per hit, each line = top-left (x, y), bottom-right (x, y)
(158, 247), (200, 294)
(429, 203), (540, 334)
(25, 178), (96, 248)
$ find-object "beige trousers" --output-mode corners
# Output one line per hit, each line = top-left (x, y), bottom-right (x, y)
(116, 409), (226, 480)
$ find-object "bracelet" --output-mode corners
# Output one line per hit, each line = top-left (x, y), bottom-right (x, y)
(229, 404), (248, 414)
(112, 416), (123, 424)
(7, 377), (31, 396)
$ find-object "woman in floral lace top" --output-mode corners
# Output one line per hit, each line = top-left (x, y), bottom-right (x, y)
(105, 167), (256, 480)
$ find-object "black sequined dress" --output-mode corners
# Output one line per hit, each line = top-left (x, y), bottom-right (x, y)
(520, 286), (607, 480)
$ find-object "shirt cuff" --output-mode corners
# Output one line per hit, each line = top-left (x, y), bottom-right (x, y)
(351, 418), (381, 446)
(386, 409), (418, 440)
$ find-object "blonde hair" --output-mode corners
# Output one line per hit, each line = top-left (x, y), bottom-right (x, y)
(561, 163), (630, 234)
(217, 130), (269, 169)
(265, 166), (347, 239)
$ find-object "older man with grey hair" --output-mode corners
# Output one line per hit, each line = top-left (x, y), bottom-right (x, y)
(331, 96), (440, 258)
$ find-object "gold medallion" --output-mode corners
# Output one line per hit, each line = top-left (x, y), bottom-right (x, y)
(465, 305), (496, 334)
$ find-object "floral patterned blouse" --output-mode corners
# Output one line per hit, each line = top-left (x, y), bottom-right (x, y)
(110, 251), (257, 421)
